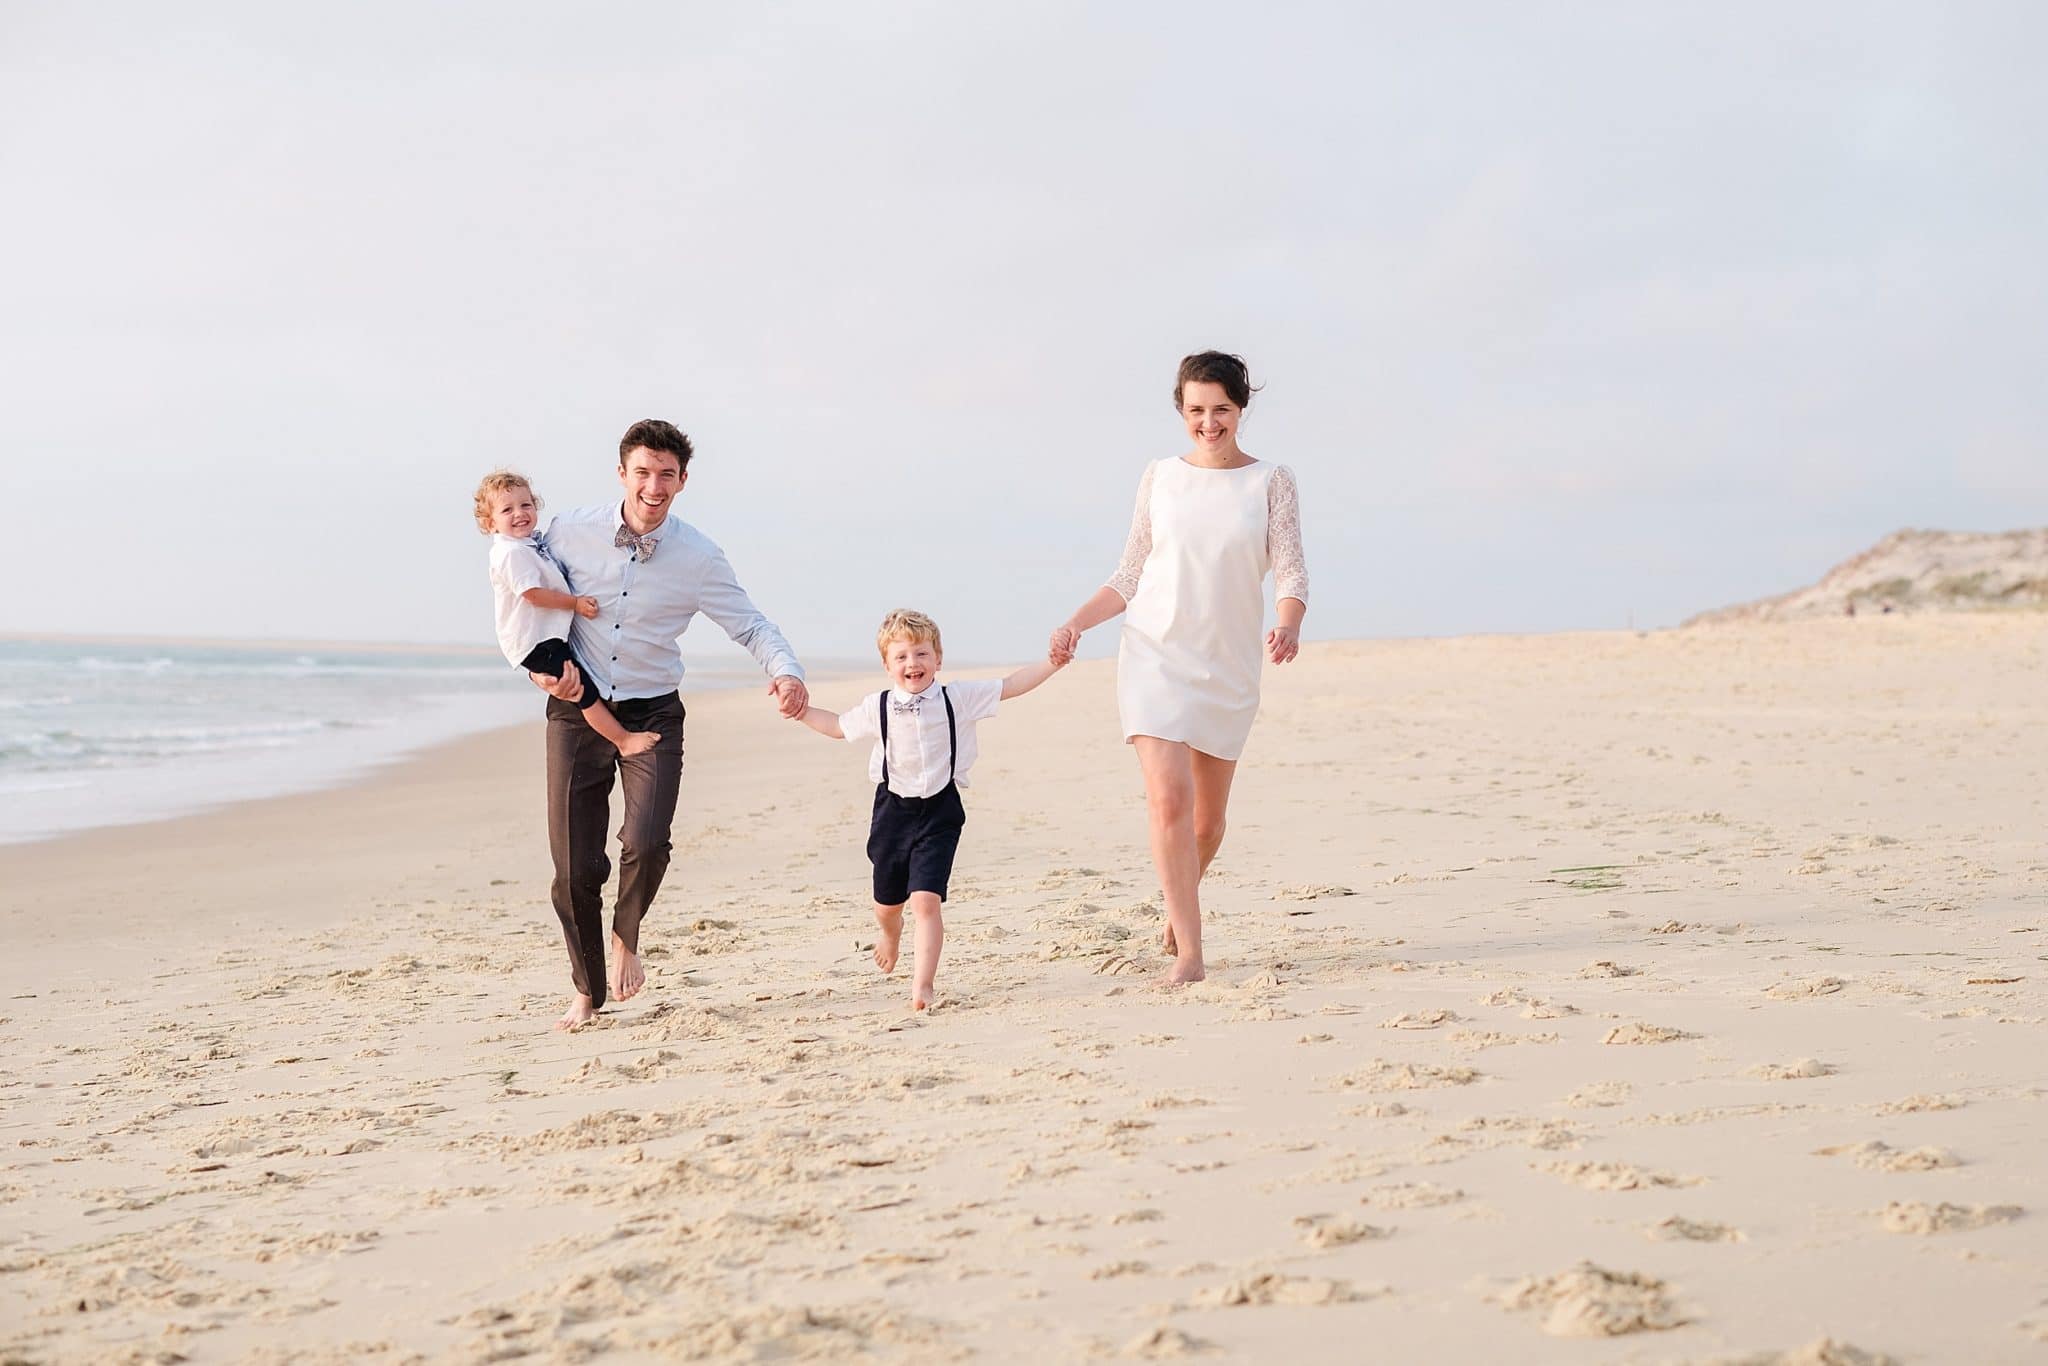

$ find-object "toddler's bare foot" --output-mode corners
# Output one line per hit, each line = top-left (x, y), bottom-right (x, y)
(611, 933), (645, 1001)
(872, 906), (903, 973)
(554, 994), (596, 1031)
(1161, 958), (1206, 986)
(617, 731), (660, 757)
(911, 984), (934, 1011)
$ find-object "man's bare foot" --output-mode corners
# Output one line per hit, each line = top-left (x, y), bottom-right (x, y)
(554, 994), (597, 1031)
(872, 906), (903, 973)
(1160, 958), (1206, 986)
(617, 730), (661, 758)
(611, 933), (645, 1001)
(911, 984), (934, 1011)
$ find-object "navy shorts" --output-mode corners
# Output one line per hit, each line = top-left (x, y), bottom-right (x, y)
(519, 638), (599, 712)
(867, 781), (966, 904)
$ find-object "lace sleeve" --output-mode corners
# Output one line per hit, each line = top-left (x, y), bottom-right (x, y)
(1104, 462), (1156, 602)
(1268, 465), (1308, 605)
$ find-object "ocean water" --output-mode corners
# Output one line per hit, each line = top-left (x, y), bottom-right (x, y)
(0, 639), (767, 846)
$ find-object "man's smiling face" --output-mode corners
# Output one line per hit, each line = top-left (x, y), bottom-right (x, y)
(618, 446), (685, 532)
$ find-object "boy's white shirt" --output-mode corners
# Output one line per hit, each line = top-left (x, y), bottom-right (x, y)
(488, 533), (573, 666)
(838, 679), (1003, 798)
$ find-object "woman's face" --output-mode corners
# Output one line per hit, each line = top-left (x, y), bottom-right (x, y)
(1179, 380), (1241, 455)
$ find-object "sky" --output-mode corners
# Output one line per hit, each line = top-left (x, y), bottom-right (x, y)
(2, 2), (2042, 665)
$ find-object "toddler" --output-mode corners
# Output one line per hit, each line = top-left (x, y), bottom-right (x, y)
(795, 609), (1063, 1009)
(475, 470), (657, 756)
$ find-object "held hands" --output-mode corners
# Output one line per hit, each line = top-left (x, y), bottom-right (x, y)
(531, 659), (586, 702)
(1048, 625), (1079, 666)
(768, 675), (810, 719)
(1266, 625), (1300, 665)
(573, 595), (600, 620)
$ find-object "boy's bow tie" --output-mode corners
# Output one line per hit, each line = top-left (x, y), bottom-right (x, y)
(890, 696), (924, 714)
(614, 526), (661, 562)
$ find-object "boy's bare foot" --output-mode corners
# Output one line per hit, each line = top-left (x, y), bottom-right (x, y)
(617, 731), (660, 757)
(554, 994), (597, 1031)
(611, 933), (645, 1001)
(872, 906), (903, 973)
(1161, 958), (1206, 986)
(1161, 921), (1177, 956)
(911, 985), (934, 1011)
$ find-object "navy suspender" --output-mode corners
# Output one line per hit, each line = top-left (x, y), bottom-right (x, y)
(878, 685), (955, 793)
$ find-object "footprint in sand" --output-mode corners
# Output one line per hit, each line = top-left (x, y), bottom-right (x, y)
(1765, 976), (1847, 1000)
(1875, 1094), (1962, 1115)
(1711, 1338), (1900, 1364)
(1603, 1023), (1694, 1045)
(1293, 1214), (1391, 1248)
(1119, 1326), (1211, 1358)
(1540, 1161), (1702, 1192)
(1361, 1181), (1462, 1208)
(1647, 1215), (1742, 1242)
(1564, 1081), (1631, 1108)
(1331, 1060), (1479, 1093)
(1190, 1272), (1367, 1308)
(1579, 961), (1641, 978)
(1380, 1009), (1457, 1030)
(1746, 1059), (1834, 1081)
(1493, 1262), (1686, 1337)
(1879, 1201), (2022, 1234)
(1814, 1141), (1959, 1172)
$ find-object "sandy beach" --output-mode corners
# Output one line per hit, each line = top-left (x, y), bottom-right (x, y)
(2, 617), (2044, 1362)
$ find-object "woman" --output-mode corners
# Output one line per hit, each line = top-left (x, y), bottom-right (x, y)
(1050, 351), (1309, 983)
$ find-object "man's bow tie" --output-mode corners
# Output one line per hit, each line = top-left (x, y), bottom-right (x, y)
(614, 526), (661, 562)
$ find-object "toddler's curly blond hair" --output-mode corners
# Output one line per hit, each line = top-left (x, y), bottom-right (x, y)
(473, 470), (541, 535)
(875, 608), (942, 663)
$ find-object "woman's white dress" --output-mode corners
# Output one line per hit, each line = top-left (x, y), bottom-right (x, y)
(1109, 457), (1309, 761)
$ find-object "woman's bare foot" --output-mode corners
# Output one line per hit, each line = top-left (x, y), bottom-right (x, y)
(1160, 957), (1206, 986)
(617, 730), (660, 757)
(872, 906), (904, 973)
(610, 933), (645, 1001)
(554, 994), (597, 1031)
(911, 984), (935, 1011)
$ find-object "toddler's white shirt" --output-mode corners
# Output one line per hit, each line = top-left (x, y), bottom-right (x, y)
(838, 679), (1003, 799)
(489, 534), (572, 666)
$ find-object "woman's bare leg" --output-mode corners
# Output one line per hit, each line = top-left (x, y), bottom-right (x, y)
(1134, 737), (1204, 983)
(1163, 749), (1240, 955)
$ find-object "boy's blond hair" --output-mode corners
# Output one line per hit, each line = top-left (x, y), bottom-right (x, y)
(876, 608), (942, 663)
(473, 469), (541, 535)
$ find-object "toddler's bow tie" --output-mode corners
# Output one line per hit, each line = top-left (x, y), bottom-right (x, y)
(614, 526), (661, 562)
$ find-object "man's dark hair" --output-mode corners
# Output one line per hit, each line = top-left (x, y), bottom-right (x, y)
(618, 418), (694, 471)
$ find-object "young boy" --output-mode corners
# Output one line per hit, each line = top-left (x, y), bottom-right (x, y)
(795, 609), (1064, 1010)
(476, 470), (658, 757)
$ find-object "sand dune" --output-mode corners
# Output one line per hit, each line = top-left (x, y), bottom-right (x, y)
(2, 616), (2044, 1361)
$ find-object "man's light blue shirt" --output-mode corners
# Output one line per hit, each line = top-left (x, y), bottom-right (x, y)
(543, 503), (804, 703)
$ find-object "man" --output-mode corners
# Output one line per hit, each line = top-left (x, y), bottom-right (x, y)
(532, 418), (807, 1030)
